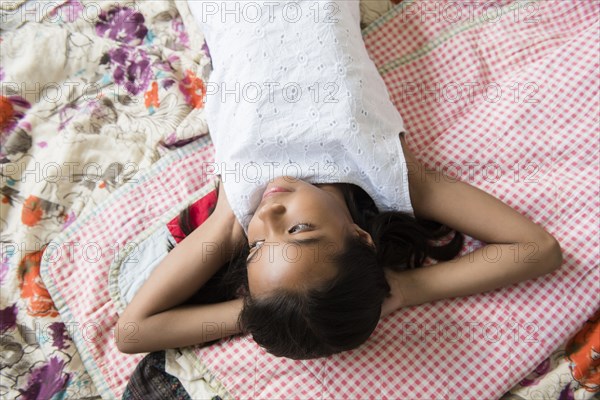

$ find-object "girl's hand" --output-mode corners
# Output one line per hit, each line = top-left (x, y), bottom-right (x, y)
(380, 268), (406, 318)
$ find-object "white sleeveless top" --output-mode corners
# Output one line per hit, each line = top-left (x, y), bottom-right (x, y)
(188, 0), (413, 233)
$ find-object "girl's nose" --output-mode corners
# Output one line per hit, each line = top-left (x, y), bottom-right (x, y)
(257, 202), (286, 222)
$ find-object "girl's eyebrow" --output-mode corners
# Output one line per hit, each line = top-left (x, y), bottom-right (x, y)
(246, 236), (325, 264)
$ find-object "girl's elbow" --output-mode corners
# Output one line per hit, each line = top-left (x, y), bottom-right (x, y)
(115, 340), (136, 354)
(539, 234), (563, 273)
(115, 314), (144, 354)
(115, 336), (140, 354)
(549, 240), (564, 271)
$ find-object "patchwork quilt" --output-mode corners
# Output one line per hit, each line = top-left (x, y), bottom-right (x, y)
(1, 0), (598, 399)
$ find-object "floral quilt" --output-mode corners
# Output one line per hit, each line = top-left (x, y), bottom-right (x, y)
(1, 0), (598, 399)
(1, 1), (211, 397)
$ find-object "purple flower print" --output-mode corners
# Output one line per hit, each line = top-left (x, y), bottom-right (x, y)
(96, 6), (148, 45)
(0, 304), (18, 333)
(49, 322), (71, 350)
(18, 357), (71, 400)
(558, 383), (575, 400)
(171, 17), (190, 50)
(201, 41), (211, 61)
(105, 46), (151, 96)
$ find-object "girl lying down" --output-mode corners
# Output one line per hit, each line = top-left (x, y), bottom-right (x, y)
(116, 0), (562, 360)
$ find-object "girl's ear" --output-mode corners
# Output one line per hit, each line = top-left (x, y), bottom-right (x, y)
(351, 224), (376, 249)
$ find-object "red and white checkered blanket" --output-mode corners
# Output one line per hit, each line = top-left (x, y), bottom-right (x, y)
(187, 1), (600, 398)
(40, 0), (599, 398)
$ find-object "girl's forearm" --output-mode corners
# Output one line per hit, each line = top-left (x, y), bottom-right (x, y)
(117, 209), (243, 352)
(116, 299), (243, 354)
(121, 213), (235, 320)
(383, 238), (562, 314)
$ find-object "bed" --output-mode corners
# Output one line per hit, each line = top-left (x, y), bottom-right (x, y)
(1, 0), (598, 399)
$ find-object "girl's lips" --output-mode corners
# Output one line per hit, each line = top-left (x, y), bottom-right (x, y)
(262, 186), (291, 199)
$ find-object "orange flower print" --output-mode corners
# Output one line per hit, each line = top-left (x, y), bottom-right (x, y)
(0, 95), (15, 131)
(21, 195), (44, 227)
(18, 247), (59, 318)
(179, 69), (206, 109)
(144, 81), (160, 111)
(565, 308), (600, 391)
(0, 95), (30, 134)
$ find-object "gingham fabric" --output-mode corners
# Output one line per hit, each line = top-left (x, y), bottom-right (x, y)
(41, 137), (217, 398)
(40, 0), (599, 398)
(185, 0), (599, 398)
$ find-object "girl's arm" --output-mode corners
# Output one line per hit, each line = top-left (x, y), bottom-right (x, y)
(116, 180), (246, 353)
(381, 137), (563, 316)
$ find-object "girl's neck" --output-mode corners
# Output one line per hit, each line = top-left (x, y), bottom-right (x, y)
(314, 183), (353, 221)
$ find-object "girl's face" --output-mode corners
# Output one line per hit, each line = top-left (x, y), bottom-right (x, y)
(246, 176), (372, 297)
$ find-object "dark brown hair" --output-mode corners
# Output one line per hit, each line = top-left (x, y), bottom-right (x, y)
(170, 183), (463, 358)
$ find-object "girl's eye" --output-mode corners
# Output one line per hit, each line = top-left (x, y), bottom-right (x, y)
(289, 223), (312, 234)
(249, 223), (312, 250)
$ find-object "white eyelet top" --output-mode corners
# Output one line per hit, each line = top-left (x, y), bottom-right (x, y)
(188, 0), (414, 233)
